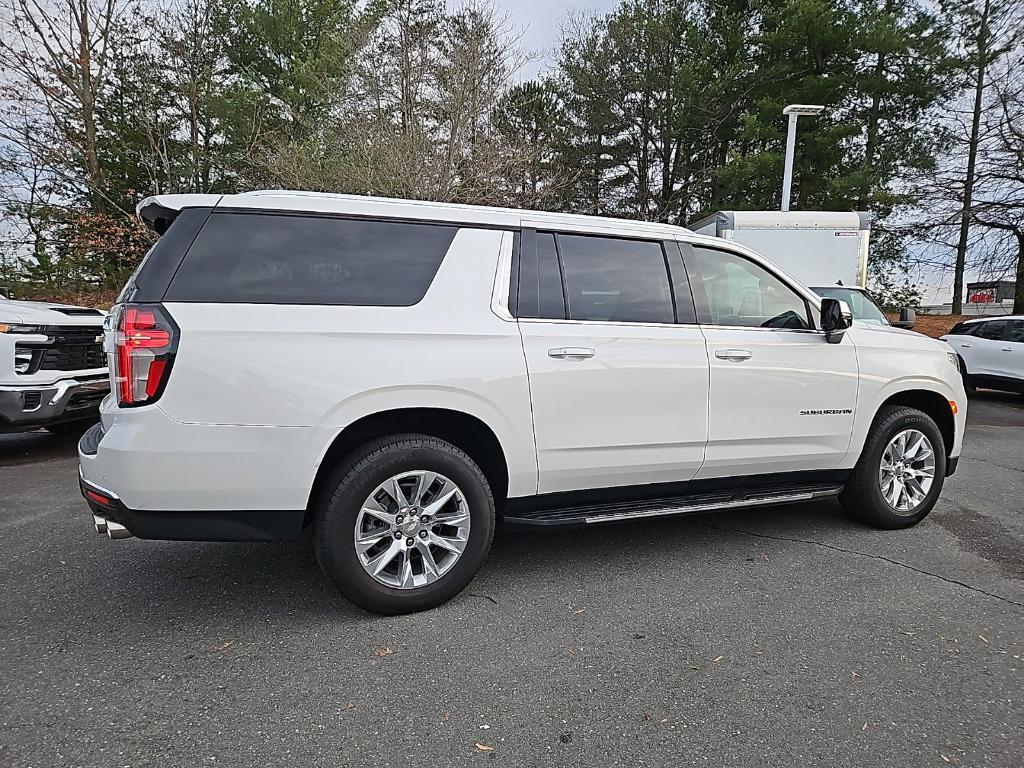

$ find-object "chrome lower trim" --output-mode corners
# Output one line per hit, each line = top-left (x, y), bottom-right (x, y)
(105, 519), (132, 539)
(583, 487), (840, 524)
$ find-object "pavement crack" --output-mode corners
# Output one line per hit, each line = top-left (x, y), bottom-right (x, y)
(960, 455), (1024, 474)
(698, 522), (1024, 609)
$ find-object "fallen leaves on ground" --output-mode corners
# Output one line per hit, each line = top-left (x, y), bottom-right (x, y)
(217, 640), (235, 652)
(374, 647), (395, 657)
(474, 742), (495, 752)
(712, 655), (723, 663)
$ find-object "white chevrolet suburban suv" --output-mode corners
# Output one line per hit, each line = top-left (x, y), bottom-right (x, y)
(1, 296), (108, 433)
(79, 191), (967, 614)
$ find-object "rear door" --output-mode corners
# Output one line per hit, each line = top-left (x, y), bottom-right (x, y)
(1005, 320), (1024, 380)
(681, 243), (860, 478)
(516, 229), (709, 494)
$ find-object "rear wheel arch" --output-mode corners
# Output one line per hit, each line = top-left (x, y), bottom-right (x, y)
(306, 408), (509, 526)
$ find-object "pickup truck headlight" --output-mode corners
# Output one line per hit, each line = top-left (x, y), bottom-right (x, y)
(946, 351), (960, 372)
(0, 324), (45, 334)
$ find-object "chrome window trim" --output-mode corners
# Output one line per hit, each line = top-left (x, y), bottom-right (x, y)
(517, 317), (700, 330)
(490, 230), (516, 322)
(517, 317), (826, 334)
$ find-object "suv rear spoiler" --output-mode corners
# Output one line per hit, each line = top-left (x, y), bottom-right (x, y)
(137, 195), (221, 235)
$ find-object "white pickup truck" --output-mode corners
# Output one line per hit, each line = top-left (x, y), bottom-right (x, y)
(0, 296), (109, 434)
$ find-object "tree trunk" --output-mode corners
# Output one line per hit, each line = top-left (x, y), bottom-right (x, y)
(952, 0), (991, 315)
(858, 0), (894, 209)
(1015, 229), (1024, 315)
(77, 0), (104, 214)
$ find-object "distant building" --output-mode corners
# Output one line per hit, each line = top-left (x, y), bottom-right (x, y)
(966, 279), (1015, 304)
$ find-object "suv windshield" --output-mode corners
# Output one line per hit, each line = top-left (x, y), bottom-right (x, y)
(812, 287), (889, 325)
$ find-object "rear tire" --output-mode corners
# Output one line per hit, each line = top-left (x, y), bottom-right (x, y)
(840, 406), (947, 529)
(313, 433), (495, 615)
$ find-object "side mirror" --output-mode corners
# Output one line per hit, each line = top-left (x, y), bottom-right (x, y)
(892, 307), (916, 330)
(820, 298), (852, 343)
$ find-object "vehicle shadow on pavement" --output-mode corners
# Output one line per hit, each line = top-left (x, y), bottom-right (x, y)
(0, 429), (83, 466)
(88, 500), (856, 627)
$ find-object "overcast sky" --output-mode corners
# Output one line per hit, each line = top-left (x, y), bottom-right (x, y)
(497, 0), (616, 80)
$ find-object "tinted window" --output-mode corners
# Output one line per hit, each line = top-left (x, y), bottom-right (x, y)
(976, 320), (1008, 340)
(1006, 320), (1024, 343)
(165, 213), (457, 305)
(557, 235), (674, 324)
(947, 322), (977, 337)
(685, 246), (810, 329)
(516, 231), (566, 319)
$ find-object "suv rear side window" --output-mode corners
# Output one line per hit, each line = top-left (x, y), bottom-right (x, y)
(165, 213), (458, 305)
(976, 320), (1008, 340)
(557, 234), (675, 324)
(1006, 320), (1024, 343)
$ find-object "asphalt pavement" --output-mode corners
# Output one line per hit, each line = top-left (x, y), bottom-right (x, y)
(1, 393), (1022, 767)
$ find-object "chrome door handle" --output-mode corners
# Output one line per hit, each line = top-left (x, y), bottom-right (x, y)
(715, 348), (753, 362)
(548, 347), (595, 360)
(1002, 347), (1013, 352)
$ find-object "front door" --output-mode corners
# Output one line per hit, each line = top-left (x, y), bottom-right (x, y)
(517, 230), (709, 494)
(971, 319), (1013, 378)
(681, 243), (860, 478)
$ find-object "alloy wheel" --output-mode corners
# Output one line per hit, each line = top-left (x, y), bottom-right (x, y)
(353, 470), (471, 589)
(878, 428), (936, 514)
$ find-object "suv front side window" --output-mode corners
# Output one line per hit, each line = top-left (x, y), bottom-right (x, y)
(947, 322), (978, 337)
(684, 245), (811, 330)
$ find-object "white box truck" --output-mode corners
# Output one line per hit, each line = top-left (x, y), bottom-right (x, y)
(689, 210), (916, 329)
(690, 210), (871, 288)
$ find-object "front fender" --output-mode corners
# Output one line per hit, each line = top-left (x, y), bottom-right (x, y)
(842, 373), (966, 467)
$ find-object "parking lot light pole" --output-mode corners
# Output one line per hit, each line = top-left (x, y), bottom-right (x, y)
(781, 104), (824, 212)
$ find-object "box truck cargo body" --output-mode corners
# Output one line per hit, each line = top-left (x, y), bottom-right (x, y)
(690, 211), (871, 288)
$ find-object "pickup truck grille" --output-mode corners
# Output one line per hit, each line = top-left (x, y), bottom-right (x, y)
(39, 344), (106, 371)
(15, 326), (106, 374)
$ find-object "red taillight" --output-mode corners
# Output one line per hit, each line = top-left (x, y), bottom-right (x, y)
(112, 304), (178, 407)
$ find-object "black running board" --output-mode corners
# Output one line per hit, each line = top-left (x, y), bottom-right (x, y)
(502, 482), (844, 528)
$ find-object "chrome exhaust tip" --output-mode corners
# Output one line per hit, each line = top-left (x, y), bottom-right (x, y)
(93, 514), (108, 534)
(105, 519), (132, 540)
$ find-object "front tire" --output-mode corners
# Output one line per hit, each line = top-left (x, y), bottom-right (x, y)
(313, 434), (495, 615)
(840, 405), (947, 529)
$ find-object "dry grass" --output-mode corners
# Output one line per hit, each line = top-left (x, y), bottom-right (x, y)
(898, 314), (970, 339)
(14, 289), (119, 310)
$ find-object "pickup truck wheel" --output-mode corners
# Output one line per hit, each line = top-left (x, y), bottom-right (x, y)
(840, 406), (946, 529)
(313, 434), (495, 615)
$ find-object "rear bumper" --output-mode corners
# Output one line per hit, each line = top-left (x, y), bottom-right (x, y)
(78, 422), (306, 541)
(0, 376), (108, 432)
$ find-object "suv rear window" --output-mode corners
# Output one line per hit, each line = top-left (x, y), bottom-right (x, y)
(164, 212), (458, 305)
